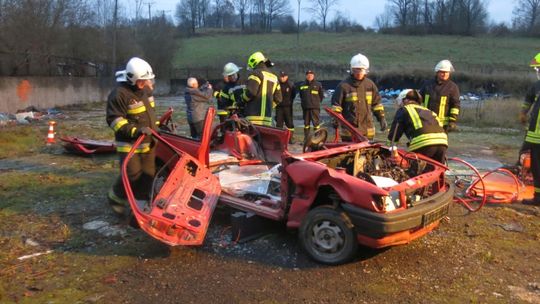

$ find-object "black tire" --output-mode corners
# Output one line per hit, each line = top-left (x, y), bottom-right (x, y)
(299, 206), (358, 265)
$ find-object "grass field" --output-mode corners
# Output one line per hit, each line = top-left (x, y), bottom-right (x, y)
(174, 32), (538, 79)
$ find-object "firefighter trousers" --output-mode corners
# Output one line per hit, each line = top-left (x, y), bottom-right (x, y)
(413, 145), (447, 164)
(112, 148), (156, 201)
(276, 106), (294, 129)
(530, 143), (540, 199)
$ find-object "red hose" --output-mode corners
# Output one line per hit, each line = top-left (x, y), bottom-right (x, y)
(447, 157), (487, 212)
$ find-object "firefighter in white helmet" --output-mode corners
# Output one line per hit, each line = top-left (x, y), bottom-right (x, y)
(331, 53), (386, 141)
(216, 62), (246, 121)
(388, 89), (448, 164)
(106, 57), (158, 218)
(519, 53), (540, 206)
(419, 59), (461, 133)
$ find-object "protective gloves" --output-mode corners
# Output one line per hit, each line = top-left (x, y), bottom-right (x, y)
(446, 122), (457, 132)
(137, 126), (153, 137)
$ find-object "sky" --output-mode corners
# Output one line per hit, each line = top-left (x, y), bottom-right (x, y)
(151, 0), (514, 27)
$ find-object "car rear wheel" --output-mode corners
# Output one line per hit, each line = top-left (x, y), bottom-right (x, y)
(299, 206), (358, 265)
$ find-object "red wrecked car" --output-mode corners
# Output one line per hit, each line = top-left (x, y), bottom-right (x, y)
(122, 107), (454, 265)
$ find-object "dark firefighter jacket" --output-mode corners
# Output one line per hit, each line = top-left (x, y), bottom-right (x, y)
(277, 80), (296, 108)
(217, 79), (246, 116)
(106, 83), (157, 153)
(419, 77), (460, 126)
(523, 80), (540, 145)
(242, 65), (282, 126)
(331, 76), (384, 138)
(298, 80), (324, 110)
(388, 104), (448, 151)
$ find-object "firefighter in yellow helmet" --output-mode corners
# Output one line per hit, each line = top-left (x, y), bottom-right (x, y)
(419, 59), (461, 132)
(519, 53), (540, 206)
(331, 53), (386, 141)
(388, 89), (448, 164)
(241, 51), (282, 126)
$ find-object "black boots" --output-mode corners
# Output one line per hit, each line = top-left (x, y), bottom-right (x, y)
(522, 194), (540, 206)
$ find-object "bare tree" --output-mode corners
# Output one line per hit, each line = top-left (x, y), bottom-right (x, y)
(232, 0), (251, 30)
(213, 0), (225, 28)
(457, 0), (488, 35)
(266, 0), (290, 30)
(389, 0), (412, 27)
(512, 0), (540, 34)
(307, 0), (339, 31)
(176, 0), (199, 34)
(375, 4), (393, 29)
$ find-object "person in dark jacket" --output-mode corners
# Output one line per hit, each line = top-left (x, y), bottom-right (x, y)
(106, 57), (158, 215)
(219, 62), (246, 118)
(185, 77), (213, 139)
(519, 53), (540, 206)
(331, 53), (386, 141)
(276, 71), (296, 143)
(298, 70), (324, 140)
(242, 51), (282, 126)
(388, 89), (448, 163)
(419, 59), (461, 133)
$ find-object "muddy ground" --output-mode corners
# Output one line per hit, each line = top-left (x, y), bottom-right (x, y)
(1, 97), (539, 304)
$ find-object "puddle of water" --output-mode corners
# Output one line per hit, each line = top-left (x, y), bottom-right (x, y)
(456, 157), (503, 171)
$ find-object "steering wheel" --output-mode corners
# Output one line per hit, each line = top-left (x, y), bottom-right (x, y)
(303, 128), (328, 153)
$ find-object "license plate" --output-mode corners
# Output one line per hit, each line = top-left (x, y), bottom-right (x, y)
(422, 204), (449, 227)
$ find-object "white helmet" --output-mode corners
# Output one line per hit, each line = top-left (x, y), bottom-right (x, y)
(395, 89), (412, 107)
(223, 62), (241, 76)
(115, 70), (127, 83)
(350, 53), (370, 71)
(434, 59), (454, 72)
(123, 57), (155, 85)
(395, 89), (421, 107)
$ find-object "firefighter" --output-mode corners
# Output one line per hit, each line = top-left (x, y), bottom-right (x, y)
(388, 89), (448, 163)
(106, 57), (158, 216)
(519, 53), (540, 206)
(214, 74), (230, 123)
(242, 51), (282, 126)
(219, 62), (246, 118)
(276, 71), (297, 143)
(419, 59), (461, 133)
(331, 53), (386, 141)
(298, 70), (324, 141)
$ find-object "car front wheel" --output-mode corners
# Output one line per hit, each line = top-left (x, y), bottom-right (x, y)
(299, 206), (358, 265)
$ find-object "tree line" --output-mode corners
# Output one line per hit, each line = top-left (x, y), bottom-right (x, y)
(376, 0), (540, 36)
(177, 0), (540, 36)
(0, 0), (177, 77)
(1, 0), (539, 78)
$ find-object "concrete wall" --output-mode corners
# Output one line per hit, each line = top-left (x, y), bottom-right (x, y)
(0, 77), (171, 113)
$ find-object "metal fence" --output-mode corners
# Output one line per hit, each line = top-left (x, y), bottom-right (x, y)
(0, 51), (109, 77)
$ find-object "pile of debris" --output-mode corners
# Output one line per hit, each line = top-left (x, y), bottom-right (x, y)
(0, 106), (66, 126)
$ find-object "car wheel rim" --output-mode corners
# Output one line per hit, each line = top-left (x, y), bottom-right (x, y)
(311, 220), (345, 254)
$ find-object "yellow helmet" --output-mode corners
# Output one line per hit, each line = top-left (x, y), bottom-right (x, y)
(530, 53), (540, 68)
(247, 51), (267, 69)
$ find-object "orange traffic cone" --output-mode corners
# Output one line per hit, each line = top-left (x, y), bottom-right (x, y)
(46, 121), (56, 145)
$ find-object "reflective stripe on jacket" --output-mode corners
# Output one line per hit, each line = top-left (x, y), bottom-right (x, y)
(524, 80), (540, 144)
(106, 83), (157, 153)
(388, 103), (448, 151)
(298, 80), (324, 109)
(419, 78), (460, 126)
(331, 76), (384, 138)
(242, 66), (282, 126)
